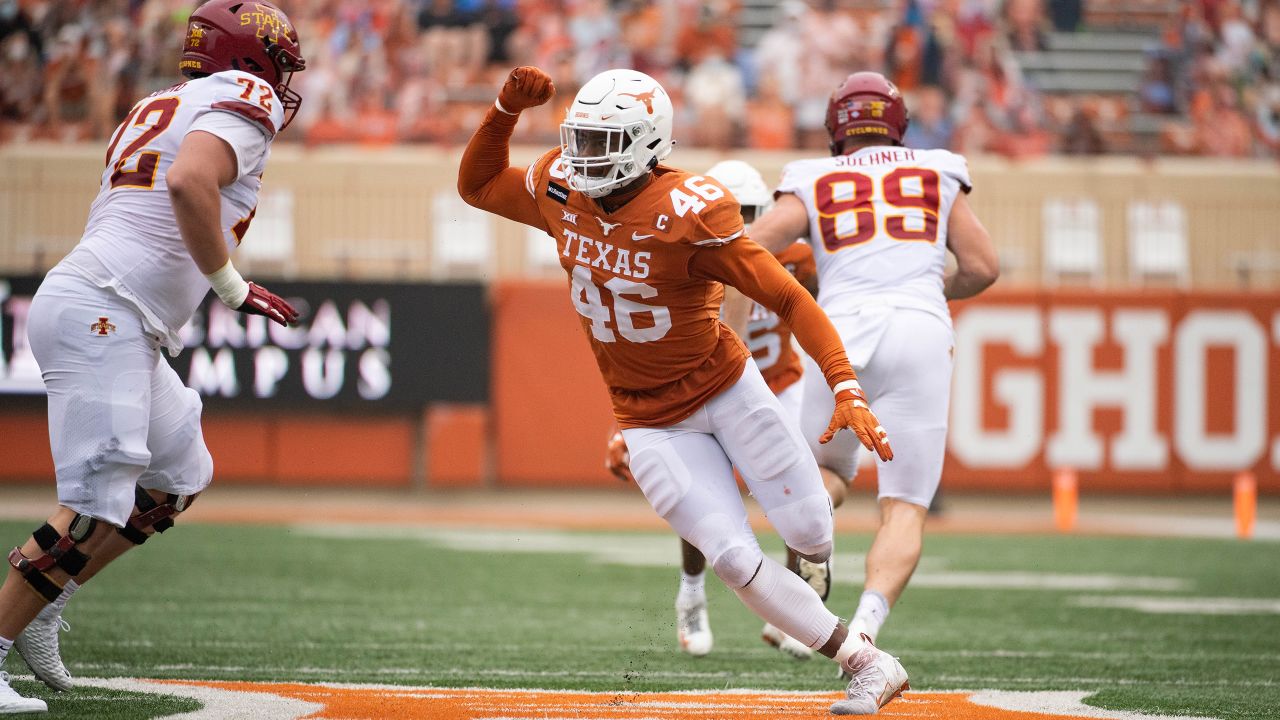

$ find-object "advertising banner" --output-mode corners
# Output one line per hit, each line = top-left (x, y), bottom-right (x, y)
(0, 277), (488, 410)
(946, 290), (1280, 491)
(491, 283), (1280, 492)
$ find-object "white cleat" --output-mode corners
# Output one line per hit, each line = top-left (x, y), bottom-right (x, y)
(798, 557), (831, 601)
(830, 634), (909, 715)
(761, 623), (813, 660)
(675, 595), (713, 657)
(0, 671), (47, 715)
(14, 607), (72, 692)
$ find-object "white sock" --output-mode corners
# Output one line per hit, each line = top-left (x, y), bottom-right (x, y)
(679, 571), (705, 600)
(732, 557), (839, 649)
(851, 589), (891, 642)
(0, 635), (11, 665)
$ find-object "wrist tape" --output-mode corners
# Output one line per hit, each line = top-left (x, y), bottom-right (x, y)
(206, 259), (250, 308)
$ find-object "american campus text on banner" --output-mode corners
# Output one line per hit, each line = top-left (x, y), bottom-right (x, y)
(0, 277), (489, 410)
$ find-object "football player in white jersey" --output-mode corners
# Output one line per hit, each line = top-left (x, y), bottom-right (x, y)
(0, 2), (305, 712)
(734, 72), (999, 660)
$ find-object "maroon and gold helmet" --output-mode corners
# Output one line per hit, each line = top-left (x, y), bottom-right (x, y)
(824, 71), (909, 154)
(180, 1), (307, 128)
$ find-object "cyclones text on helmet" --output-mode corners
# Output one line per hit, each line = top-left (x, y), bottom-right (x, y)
(559, 69), (674, 199)
(180, 0), (307, 129)
(825, 71), (909, 154)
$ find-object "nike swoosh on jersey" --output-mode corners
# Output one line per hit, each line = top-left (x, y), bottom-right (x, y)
(632, 232), (654, 241)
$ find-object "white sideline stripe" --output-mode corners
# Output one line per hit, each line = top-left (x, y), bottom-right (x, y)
(76, 677), (321, 720)
(909, 572), (1188, 592)
(968, 690), (1218, 720)
(297, 525), (1191, 592)
(936, 676), (1280, 688)
(1071, 595), (1280, 615)
(68, 646), (1280, 662)
(1085, 514), (1280, 541)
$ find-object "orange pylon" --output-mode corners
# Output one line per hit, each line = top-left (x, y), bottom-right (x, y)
(1052, 467), (1078, 532)
(1234, 471), (1257, 540)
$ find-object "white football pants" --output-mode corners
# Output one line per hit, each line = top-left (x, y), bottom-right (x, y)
(27, 270), (213, 528)
(801, 306), (953, 508)
(622, 361), (840, 647)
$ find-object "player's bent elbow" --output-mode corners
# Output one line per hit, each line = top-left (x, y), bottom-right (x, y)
(974, 260), (1000, 290)
(955, 263), (999, 297)
(166, 164), (208, 201)
(456, 183), (489, 212)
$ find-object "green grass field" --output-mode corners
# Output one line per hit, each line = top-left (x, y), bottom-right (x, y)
(1, 519), (1277, 719)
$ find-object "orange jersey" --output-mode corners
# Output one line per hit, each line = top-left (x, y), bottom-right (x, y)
(747, 241), (815, 395)
(523, 148), (751, 426)
(457, 106), (856, 428)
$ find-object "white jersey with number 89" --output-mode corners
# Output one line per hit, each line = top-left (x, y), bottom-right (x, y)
(776, 146), (971, 325)
(59, 69), (283, 353)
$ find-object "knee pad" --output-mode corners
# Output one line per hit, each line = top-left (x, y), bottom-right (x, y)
(116, 485), (199, 546)
(685, 512), (764, 589)
(768, 493), (834, 561)
(712, 544), (765, 589)
(7, 515), (99, 602)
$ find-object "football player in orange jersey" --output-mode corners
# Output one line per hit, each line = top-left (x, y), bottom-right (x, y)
(460, 66), (907, 715)
(605, 160), (838, 662)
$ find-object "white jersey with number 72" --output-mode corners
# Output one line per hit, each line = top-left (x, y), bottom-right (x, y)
(66, 69), (283, 352)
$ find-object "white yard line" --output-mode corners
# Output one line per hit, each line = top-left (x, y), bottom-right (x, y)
(296, 525), (1194, 591)
(968, 690), (1218, 720)
(76, 677), (321, 720)
(1070, 595), (1280, 615)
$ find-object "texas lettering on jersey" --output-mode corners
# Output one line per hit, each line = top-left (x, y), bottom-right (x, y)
(522, 149), (752, 427)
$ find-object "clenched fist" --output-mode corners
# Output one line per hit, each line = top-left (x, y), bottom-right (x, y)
(821, 381), (893, 462)
(605, 428), (635, 483)
(498, 66), (555, 114)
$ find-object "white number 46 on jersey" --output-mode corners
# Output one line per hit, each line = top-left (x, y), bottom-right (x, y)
(669, 176), (723, 217)
(571, 266), (672, 344)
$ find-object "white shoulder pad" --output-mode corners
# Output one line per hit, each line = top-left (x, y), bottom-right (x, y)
(775, 158), (829, 197)
(193, 70), (285, 138)
(920, 148), (972, 193)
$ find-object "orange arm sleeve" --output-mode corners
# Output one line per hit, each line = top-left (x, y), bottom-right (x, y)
(690, 239), (856, 390)
(456, 105), (547, 231)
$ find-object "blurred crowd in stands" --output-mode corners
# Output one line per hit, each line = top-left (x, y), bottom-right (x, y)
(1, 0), (1277, 157)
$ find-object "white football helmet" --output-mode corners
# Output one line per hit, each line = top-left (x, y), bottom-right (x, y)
(705, 160), (773, 225)
(560, 69), (674, 198)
